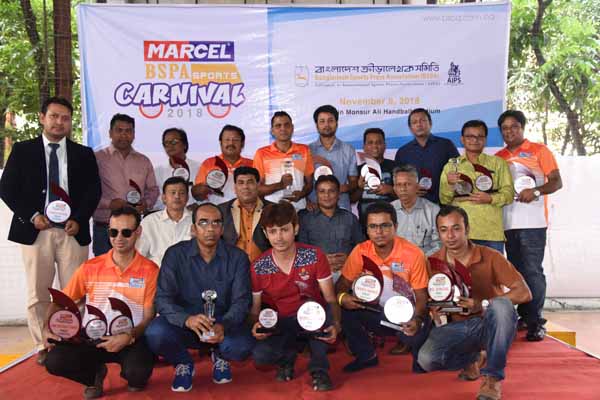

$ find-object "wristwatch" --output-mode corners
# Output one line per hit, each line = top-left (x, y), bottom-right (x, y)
(533, 189), (541, 199)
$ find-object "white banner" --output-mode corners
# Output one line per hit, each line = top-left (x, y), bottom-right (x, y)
(77, 3), (510, 163)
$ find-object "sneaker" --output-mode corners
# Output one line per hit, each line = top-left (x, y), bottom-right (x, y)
(83, 364), (108, 399)
(516, 318), (528, 332)
(526, 324), (546, 342)
(171, 363), (194, 392)
(36, 349), (48, 366)
(310, 370), (333, 392)
(477, 375), (502, 400)
(212, 353), (232, 384)
(458, 351), (487, 381)
(275, 362), (294, 382)
(342, 355), (378, 373)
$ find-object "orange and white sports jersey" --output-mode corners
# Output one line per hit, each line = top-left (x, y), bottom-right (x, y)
(253, 142), (314, 209)
(342, 236), (428, 306)
(195, 154), (253, 204)
(63, 250), (159, 328)
(496, 140), (559, 229)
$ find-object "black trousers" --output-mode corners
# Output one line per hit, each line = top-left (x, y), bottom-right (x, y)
(45, 337), (155, 388)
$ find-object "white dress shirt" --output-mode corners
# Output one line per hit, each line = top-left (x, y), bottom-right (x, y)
(152, 157), (201, 210)
(42, 134), (69, 206)
(136, 208), (193, 266)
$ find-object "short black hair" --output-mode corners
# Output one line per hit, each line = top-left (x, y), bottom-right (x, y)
(192, 202), (223, 224)
(234, 166), (260, 183)
(364, 201), (397, 226)
(219, 124), (245, 144)
(162, 128), (189, 153)
(363, 127), (385, 144)
(408, 108), (432, 127)
(41, 96), (73, 116)
(461, 120), (488, 137)
(162, 176), (189, 194)
(498, 110), (527, 129)
(110, 206), (141, 229)
(110, 113), (135, 130)
(315, 174), (340, 191)
(436, 205), (469, 231)
(271, 111), (293, 127)
(313, 105), (339, 123)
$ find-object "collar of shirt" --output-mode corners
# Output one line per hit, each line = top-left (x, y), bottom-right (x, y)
(269, 141), (301, 155)
(409, 134), (439, 148)
(234, 197), (264, 212)
(107, 143), (140, 158)
(159, 208), (192, 223)
(503, 139), (532, 156)
(218, 154), (250, 169)
(312, 137), (340, 152)
(399, 197), (425, 212)
(42, 134), (67, 150)
(311, 206), (343, 219)
(185, 238), (227, 261)
(104, 249), (143, 275)
(458, 152), (486, 165)
(437, 241), (483, 270)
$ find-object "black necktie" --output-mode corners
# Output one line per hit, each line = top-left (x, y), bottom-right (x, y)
(48, 143), (60, 202)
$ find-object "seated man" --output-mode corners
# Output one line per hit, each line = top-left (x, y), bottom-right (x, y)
(44, 207), (158, 398)
(250, 201), (341, 391)
(298, 175), (365, 282)
(145, 203), (254, 392)
(336, 201), (431, 373)
(417, 205), (532, 400)
(218, 166), (271, 263)
(136, 177), (193, 266)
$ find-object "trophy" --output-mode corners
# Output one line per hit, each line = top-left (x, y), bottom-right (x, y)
(171, 156), (191, 182)
(297, 300), (328, 337)
(201, 290), (218, 341)
(379, 276), (416, 331)
(84, 304), (108, 344)
(513, 164), (538, 200)
(427, 257), (472, 313)
(256, 307), (279, 334)
(473, 164), (494, 192)
(351, 256), (384, 312)
(418, 168), (433, 191)
(47, 288), (82, 342)
(126, 179), (142, 206)
(45, 183), (72, 225)
(108, 297), (134, 335)
(314, 165), (334, 180)
(281, 158), (295, 198)
(206, 157), (228, 196)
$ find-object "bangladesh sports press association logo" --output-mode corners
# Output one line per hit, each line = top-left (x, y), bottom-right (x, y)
(446, 61), (462, 85)
(113, 40), (246, 119)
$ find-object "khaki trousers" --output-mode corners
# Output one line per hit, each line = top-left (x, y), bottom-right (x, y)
(21, 228), (88, 350)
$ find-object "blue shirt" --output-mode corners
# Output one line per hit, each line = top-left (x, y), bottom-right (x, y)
(155, 239), (251, 332)
(308, 137), (358, 210)
(298, 207), (365, 255)
(394, 135), (459, 204)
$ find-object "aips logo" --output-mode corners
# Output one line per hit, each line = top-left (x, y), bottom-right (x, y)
(446, 62), (462, 85)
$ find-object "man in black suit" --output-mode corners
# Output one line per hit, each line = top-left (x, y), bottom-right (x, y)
(218, 166), (271, 263)
(0, 97), (101, 365)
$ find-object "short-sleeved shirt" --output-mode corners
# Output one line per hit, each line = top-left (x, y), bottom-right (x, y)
(251, 244), (332, 318)
(429, 243), (525, 321)
(394, 135), (460, 204)
(195, 154), (253, 205)
(391, 197), (441, 256)
(308, 138), (358, 210)
(356, 158), (397, 219)
(342, 236), (428, 306)
(63, 250), (159, 327)
(253, 142), (314, 210)
(496, 140), (559, 230)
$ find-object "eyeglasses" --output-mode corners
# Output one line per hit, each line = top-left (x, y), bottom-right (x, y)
(196, 219), (224, 228)
(501, 124), (521, 132)
(367, 222), (394, 231)
(108, 228), (134, 238)
(163, 139), (182, 147)
(463, 135), (486, 141)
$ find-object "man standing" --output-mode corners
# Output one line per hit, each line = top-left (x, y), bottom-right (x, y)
(136, 177), (193, 266)
(394, 108), (459, 204)
(496, 110), (563, 341)
(308, 105), (358, 211)
(336, 201), (430, 373)
(44, 207), (158, 398)
(418, 206), (531, 400)
(298, 175), (365, 283)
(145, 203), (253, 392)
(94, 113), (159, 256)
(0, 97), (101, 365)
(439, 120), (513, 253)
(391, 164), (441, 256)
(253, 111), (314, 210)
(218, 166), (271, 263)
(192, 125), (253, 205)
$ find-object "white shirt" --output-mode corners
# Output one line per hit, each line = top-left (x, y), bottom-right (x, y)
(136, 208), (193, 266)
(42, 134), (69, 206)
(152, 157), (201, 210)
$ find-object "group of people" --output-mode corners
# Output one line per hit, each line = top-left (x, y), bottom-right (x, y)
(0, 97), (562, 400)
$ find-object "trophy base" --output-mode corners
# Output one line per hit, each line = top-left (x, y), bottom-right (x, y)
(256, 327), (280, 335)
(427, 301), (466, 313)
(361, 304), (382, 313)
(380, 320), (404, 331)
(200, 331), (215, 342)
(299, 330), (329, 338)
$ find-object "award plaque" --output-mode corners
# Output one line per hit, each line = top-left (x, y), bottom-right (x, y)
(108, 297), (134, 336)
(427, 257), (472, 313)
(314, 165), (334, 180)
(45, 183), (72, 224)
(281, 158), (295, 198)
(206, 157), (228, 195)
(352, 256), (384, 312)
(48, 288), (82, 341)
(380, 276), (416, 331)
(360, 164), (382, 190)
(171, 156), (191, 182)
(84, 304), (108, 343)
(297, 300), (328, 337)
(200, 290), (217, 341)
(126, 180), (142, 205)
(514, 175), (536, 197)
(474, 164), (494, 192)
(256, 307), (279, 334)
(419, 168), (433, 191)
(454, 174), (474, 196)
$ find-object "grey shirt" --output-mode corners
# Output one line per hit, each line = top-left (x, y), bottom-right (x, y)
(391, 197), (441, 256)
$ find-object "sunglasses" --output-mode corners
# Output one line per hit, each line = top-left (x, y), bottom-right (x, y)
(108, 228), (135, 238)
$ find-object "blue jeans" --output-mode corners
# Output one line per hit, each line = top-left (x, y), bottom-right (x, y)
(92, 223), (112, 256)
(505, 228), (547, 327)
(145, 315), (254, 365)
(253, 315), (331, 373)
(342, 308), (432, 373)
(417, 297), (517, 380)
(472, 239), (504, 254)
